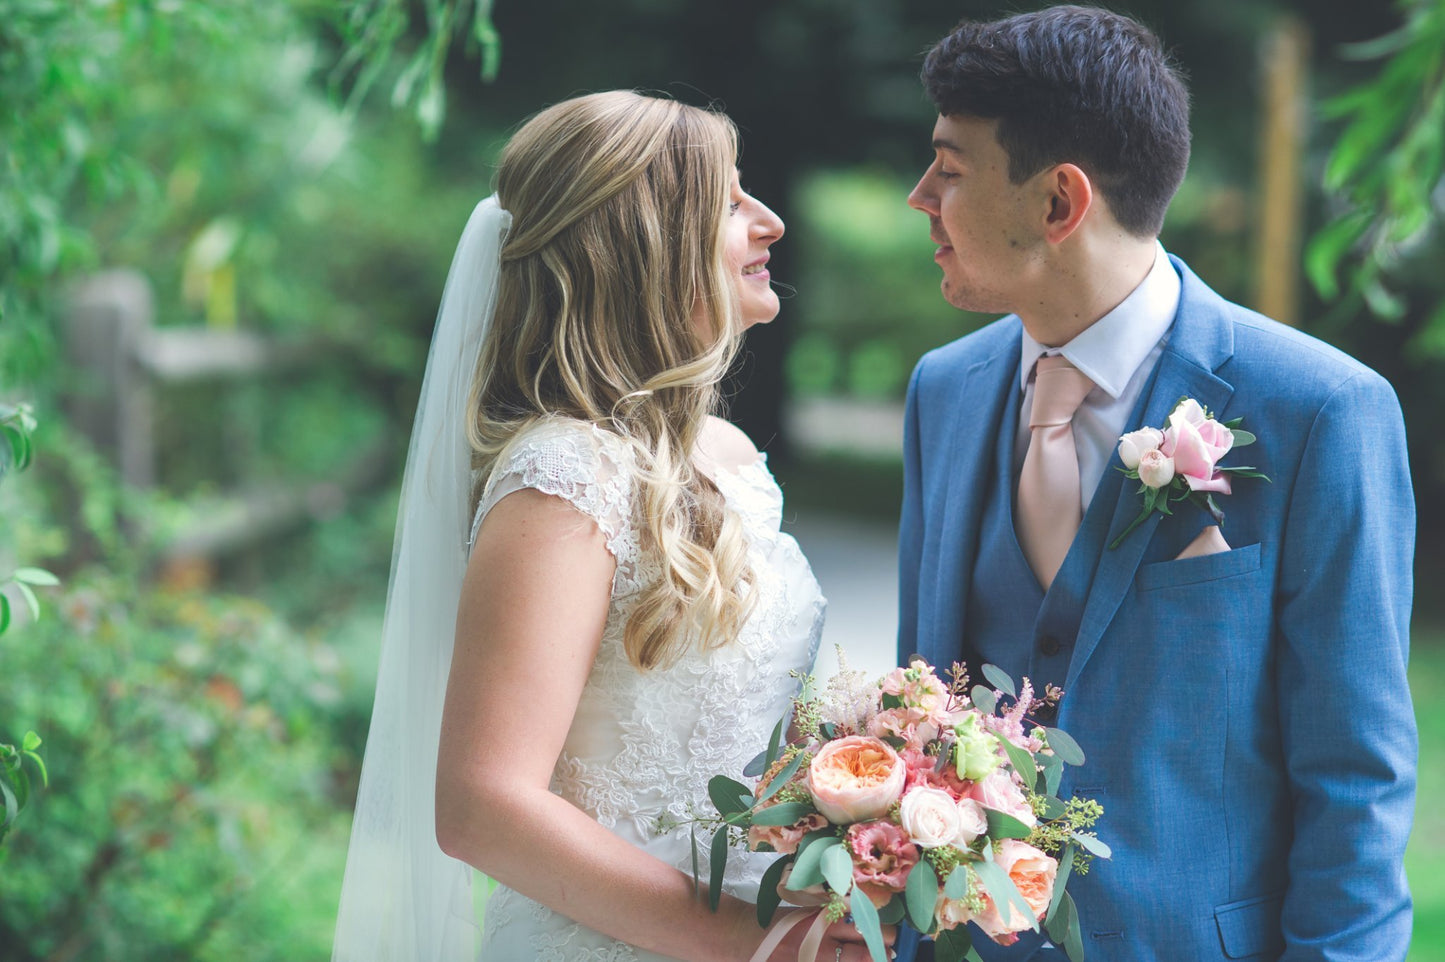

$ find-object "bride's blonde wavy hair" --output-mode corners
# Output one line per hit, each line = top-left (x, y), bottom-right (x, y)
(467, 90), (755, 670)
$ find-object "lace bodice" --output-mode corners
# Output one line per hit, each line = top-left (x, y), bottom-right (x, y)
(470, 419), (826, 962)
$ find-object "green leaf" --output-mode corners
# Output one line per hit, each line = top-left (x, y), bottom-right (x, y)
(934, 925), (974, 962)
(758, 751), (806, 804)
(15, 582), (39, 621)
(12, 567), (58, 587)
(1046, 843), (1076, 923)
(974, 855), (1038, 933)
(751, 801), (814, 827)
(21, 731), (40, 752)
(1041, 751), (1064, 798)
(877, 896), (906, 925)
(1071, 831), (1112, 859)
(23, 750), (47, 788)
(1061, 891), (1085, 961)
(0, 594), (10, 635)
(709, 775), (753, 816)
(905, 857), (939, 931)
(1044, 727), (1085, 766)
(709, 826), (729, 911)
(765, 716), (786, 769)
(690, 826), (701, 896)
(1227, 428), (1256, 447)
(943, 864), (971, 899)
(1000, 738), (1038, 793)
(787, 836), (841, 890)
(1045, 881), (1073, 944)
(971, 686), (997, 714)
(984, 809), (1034, 840)
(981, 663), (1016, 698)
(757, 855), (791, 927)
(743, 747), (769, 778)
(0, 777), (17, 828)
(849, 883), (888, 962)
(1038, 795), (1067, 821)
(821, 842), (854, 894)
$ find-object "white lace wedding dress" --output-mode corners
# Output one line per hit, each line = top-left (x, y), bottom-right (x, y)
(470, 419), (826, 962)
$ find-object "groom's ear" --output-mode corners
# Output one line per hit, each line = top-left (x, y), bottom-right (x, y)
(1041, 163), (1093, 245)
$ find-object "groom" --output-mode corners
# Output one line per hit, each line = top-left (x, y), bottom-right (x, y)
(896, 7), (1416, 961)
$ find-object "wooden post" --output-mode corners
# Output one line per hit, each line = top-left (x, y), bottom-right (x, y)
(1253, 15), (1311, 327)
(65, 271), (156, 488)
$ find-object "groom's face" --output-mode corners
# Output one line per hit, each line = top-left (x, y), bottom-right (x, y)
(908, 114), (1045, 314)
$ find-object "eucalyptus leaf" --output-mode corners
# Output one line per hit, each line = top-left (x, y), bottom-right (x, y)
(1038, 795), (1067, 821)
(15, 582), (39, 621)
(973, 857), (1038, 933)
(943, 864), (971, 899)
(1044, 727), (1085, 766)
(751, 801), (814, 827)
(1071, 831), (1112, 859)
(708, 827), (729, 911)
(877, 896), (905, 926)
(1045, 884), (1073, 944)
(849, 883), (888, 962)
(1227, 428), (1256, 447)
(690, 826), (700, 895)
(971, 686), (997, 714)
(24, 750), (48, 788)
(757, 855), (791, 927)
(1041, 752), (1064, 798)
(758, 751), (806, 804)
(787, 835), (840, 890)
(821, 842), (854, 894)
(742, 747), (769, 778)
(934, 925), (974, 962)
(984, 808), (1034, 841)
(1061, 891), (1085, 961)
(0, 594), (10, 635)
(981, 663), (1016, 698)
(1, 778), (16, 827)
(905, 857), (939, 931)
(999, 738), (1038, 794)
(708, 775), (754, 817)
(765, 716), (785, 769)
(1046, 843), (1076, 922)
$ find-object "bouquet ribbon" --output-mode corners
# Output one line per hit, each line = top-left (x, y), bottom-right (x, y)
(746, 907), (832, 962)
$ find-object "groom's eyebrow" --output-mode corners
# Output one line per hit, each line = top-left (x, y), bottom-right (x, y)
(932, 138), (965, 157)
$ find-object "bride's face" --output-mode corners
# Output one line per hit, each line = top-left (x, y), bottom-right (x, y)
(722, 170), (785, 329)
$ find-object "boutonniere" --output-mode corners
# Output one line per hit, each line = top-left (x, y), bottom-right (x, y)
(1108, 398), (1270, 549)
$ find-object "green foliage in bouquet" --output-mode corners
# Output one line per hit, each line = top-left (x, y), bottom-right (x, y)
(693, 659), (1109, 962)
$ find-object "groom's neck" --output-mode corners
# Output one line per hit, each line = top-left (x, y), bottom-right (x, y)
(1015, 231), (1158, 348)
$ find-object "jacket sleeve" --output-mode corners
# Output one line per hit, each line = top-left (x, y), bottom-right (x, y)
(1275, 371), (1416, 961)
(897, 357), (927, 666)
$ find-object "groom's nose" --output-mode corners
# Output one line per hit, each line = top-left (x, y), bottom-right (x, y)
(908, 175), (939, 216)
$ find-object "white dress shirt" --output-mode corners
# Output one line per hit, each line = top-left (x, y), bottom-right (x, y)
(1015, 243), (1181, 511)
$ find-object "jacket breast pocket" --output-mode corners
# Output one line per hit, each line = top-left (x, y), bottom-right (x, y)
(1137, 542), (1262, 592)
(1214, 892), (1284, 959)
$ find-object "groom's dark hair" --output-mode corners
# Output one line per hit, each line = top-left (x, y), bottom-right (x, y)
(921, 4), (1190, 237)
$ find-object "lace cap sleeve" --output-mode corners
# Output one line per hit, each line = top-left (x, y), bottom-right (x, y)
(471, 420), (639, 567)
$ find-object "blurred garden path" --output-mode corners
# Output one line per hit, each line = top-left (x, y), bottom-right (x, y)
(783, 508), (900, 681)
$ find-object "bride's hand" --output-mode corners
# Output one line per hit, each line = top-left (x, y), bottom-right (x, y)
(763, 912), (898, 962)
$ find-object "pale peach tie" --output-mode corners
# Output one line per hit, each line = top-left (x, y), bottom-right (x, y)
(1017, 355), (1095, 590)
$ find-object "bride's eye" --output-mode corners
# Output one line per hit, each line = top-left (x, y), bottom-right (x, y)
(729, 200), (742, 215)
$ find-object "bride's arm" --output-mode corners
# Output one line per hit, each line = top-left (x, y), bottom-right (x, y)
(436, 488), (777, 962)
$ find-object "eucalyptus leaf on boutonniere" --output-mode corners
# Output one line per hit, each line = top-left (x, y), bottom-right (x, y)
(1108, 398), (1270, 550)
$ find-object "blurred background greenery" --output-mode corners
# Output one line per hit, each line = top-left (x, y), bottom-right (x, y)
(1, 0), (1442, 957)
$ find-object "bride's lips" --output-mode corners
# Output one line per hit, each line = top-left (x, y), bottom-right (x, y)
(742, 254), (770, 282)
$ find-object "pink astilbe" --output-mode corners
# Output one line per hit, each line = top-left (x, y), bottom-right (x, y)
(815, 646), (880, 737)
(983, 676), (1044, 754)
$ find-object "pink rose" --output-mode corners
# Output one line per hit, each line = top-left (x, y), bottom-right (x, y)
(870, 706), (943, 751)
(967, 769), (1036, 827)
(748, 811), (829, 856)
(900, 747), (971, 799)
(1136, 448), (1176, 489)
(972, 840), (1058, 942)
(1117, 427), (1164, 470)
(807, 736), (907, 824)
(846, 820), (919, 905)
(1161, 400), (1233, 494)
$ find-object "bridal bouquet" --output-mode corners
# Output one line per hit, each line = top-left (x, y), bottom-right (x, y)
(696, 657), (1107, 962)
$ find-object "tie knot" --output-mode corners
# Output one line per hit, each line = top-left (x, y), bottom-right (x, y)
(1030, 355), (1094, 428)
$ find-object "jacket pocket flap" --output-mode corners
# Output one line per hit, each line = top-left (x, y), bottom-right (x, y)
(1214, 892), (1284, 959)
(1138, 542), (1261, 591)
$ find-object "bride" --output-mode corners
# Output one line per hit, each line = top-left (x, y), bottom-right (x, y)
(333, 91), (888, 962)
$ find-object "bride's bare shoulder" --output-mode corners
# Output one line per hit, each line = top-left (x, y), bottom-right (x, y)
(698, 415), (762, 475)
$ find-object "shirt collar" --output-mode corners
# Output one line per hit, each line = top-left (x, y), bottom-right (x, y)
(1019, 242), (1181, 399)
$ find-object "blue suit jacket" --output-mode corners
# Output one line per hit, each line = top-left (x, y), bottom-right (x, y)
(896, 258), (1416, 961)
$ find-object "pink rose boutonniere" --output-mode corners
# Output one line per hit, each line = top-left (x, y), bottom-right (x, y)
(1109, 398), (1270, 549)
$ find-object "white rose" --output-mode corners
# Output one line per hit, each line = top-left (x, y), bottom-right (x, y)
(955, 797), (988, 846)
(899, 787), (963, 848)
(1117, 427), (1164, 470)
(1137, 448), (1176, 489)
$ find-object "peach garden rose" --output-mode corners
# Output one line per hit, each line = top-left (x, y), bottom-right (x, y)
(806, 735), (907, 824)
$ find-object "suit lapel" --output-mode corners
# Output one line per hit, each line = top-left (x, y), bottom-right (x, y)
(1064, 260), (1237, 692)
(927, 335), (1020, 656)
